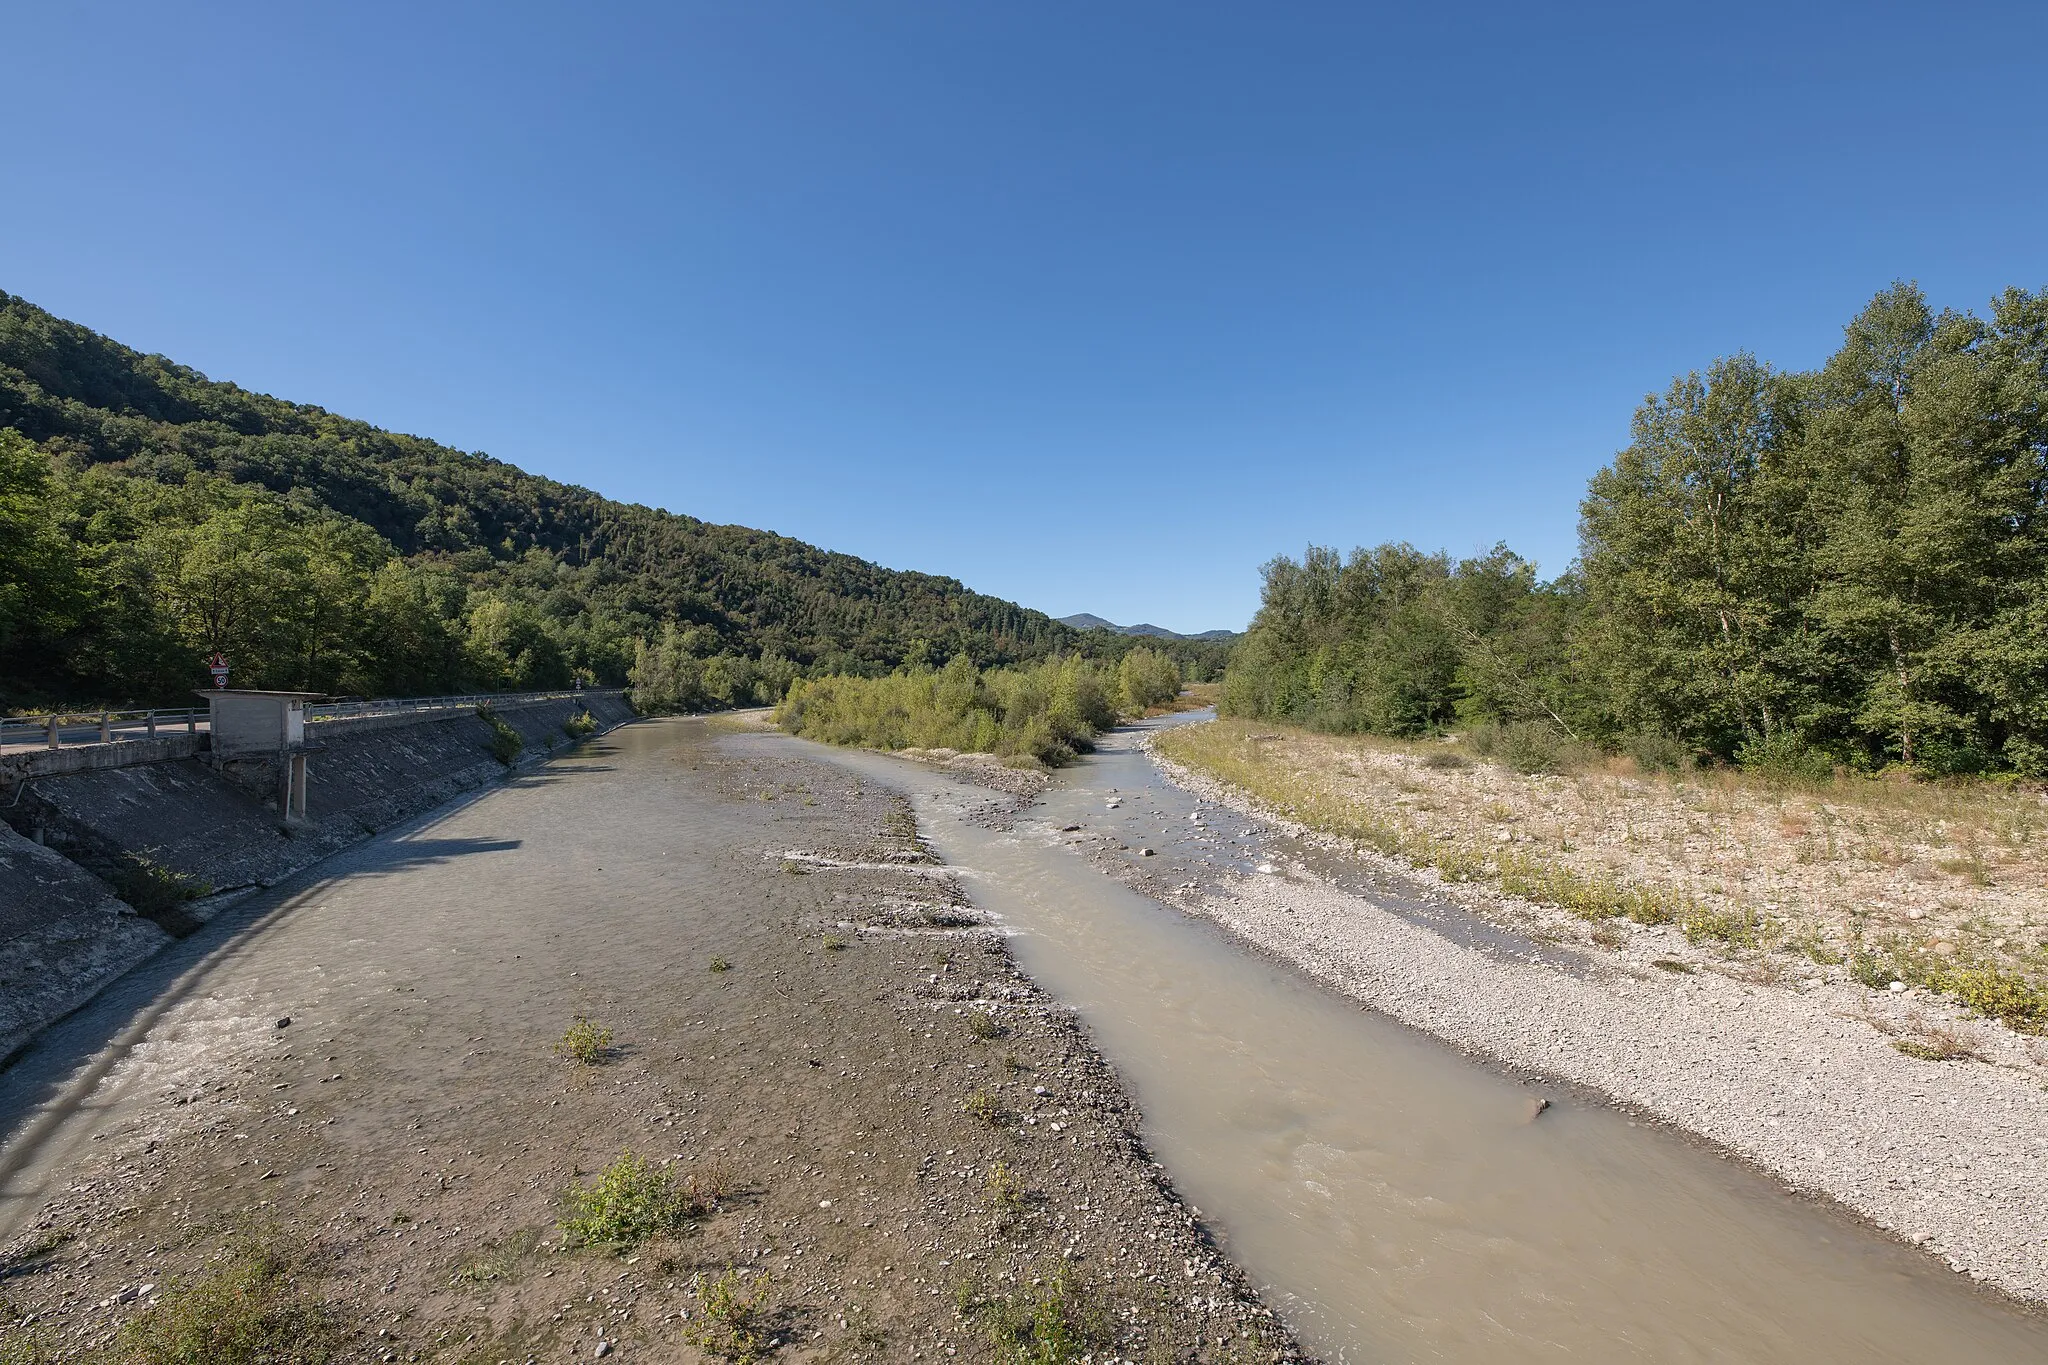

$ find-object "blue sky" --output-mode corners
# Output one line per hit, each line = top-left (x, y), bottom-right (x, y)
(7, 3), (2046, 633)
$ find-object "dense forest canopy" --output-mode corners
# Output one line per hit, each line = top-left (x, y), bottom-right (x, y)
(0, 289), (1221, 710)
(1224, 283), (2048, 777)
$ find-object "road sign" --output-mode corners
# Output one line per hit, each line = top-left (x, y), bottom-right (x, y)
(208, 654), (230, 689)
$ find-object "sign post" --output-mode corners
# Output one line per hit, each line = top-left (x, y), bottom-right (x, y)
(208, 654), (230, 689)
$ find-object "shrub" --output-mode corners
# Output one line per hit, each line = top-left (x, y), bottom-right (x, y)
(476, 705), (524, 764)
(1500, 721), (1568, 775)
(1419, 748), (1470, 770)
(966, 1011), (1004, 1040)
(106, 855), (210, 932)
(562, 710), (597, 740)
(555, 1017), (615, 1065)
(1623, 731), (1693, 776)
(688, 1270), (773, 1363)
(561, 1153), (716, 1249)
(1736, 731), (1834, 787)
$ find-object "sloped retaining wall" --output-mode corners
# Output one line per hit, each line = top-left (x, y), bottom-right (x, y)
(0, 692), (638, 1063)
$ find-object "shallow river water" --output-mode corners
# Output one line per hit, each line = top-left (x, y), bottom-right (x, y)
(783, 720), (2048, 1364)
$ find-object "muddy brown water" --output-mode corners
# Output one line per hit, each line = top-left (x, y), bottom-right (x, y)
(775, 719), (2048, 1364)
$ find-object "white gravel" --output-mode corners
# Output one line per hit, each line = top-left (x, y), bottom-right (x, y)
(1149, 741), (2048, 1304)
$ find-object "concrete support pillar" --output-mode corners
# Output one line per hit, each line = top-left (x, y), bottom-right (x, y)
(99, 712), (111, 743)
(290, 753), (310, 822)
(45, 716), (58, 750)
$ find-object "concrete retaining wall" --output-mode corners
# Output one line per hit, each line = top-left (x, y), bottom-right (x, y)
(0, 692), (637, 1063)
(0, 823), (172, 1065)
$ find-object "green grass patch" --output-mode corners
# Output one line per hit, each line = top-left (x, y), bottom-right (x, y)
(110, 1240), (336, 1365)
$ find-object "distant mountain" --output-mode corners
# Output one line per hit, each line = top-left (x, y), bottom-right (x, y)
(1059, 614), (1237, 642)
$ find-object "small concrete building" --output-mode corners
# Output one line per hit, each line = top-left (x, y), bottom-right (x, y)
(198, 690), (323, 822)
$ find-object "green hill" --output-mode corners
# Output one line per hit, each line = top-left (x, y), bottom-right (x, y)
(0, 289), (1092, 709)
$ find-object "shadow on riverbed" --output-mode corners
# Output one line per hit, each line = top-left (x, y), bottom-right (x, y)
(0, 777), (536, 1231)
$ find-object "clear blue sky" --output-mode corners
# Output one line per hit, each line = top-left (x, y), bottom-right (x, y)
(7, 3), (2046, 633)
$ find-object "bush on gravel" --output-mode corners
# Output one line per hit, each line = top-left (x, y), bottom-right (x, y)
(562, 1153), (718, 1249)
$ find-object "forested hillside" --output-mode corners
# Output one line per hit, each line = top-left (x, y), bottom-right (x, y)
(0, 289), (1096, 709)
(1225, 283), (2048, 777)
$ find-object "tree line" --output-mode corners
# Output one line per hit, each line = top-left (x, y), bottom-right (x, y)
(775, 647), (1183, 767)
(1225, 283), (2048, 777)
(0, 289), (1216, 711)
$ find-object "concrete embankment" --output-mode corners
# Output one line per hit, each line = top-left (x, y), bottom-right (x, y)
(0, 691), (636, 1061)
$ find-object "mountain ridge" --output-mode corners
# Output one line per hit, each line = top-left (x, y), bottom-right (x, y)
(1059, 613), (1238, 642)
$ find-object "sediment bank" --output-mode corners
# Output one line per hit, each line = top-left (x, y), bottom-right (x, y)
(1131, 723), (2048, 1305)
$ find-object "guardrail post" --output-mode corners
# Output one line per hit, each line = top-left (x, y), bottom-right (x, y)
(46, 716), (59, 750)
(187, 711), (197, 734)
(100, 711), (111, 743)
(147, 712), (157, 738)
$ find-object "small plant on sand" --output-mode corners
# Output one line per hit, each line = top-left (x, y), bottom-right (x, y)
(688, 1270), (773, 1363)
(963, 1087), (1003, 1126)
(561, 1153), (717, 1250)
(555, 1017), (615, 1066)
(822, 933), (848, 951)
(984, 1161), (1029, 1226)
(709, 956), (732, 973)
(967, 1011), (1004, 1041)
(112, 1237), (338, 1365)
(779, 858), (809, 875)
(1001, 1052), (1028, 1074)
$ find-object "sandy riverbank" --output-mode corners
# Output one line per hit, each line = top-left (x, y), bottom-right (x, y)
(0, 719), (1305, 1363)
(1124, 725), (2048, 1306)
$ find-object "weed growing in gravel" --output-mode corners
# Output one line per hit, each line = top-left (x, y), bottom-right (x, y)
(1849, 937), (2048, 1033)
(984, 1161), (1028, 1226)
(561, 1153), (717, 1250)
(709, 956), (732, 973)
(822, 934), (848, 952)
(1652, 959), (1694, 974)
(1001, 1052), (1028, 1074)
(959, 1262), (1116, 1364)
(967, 1011), (1004, 1041)
(453, 1230), (539, 1286)
(1680, 905), (1763, 948)
(1786, 924), (1844, 965)
(779, 859), (809, 875)
(555, 1017), (615, 1065)
(688, 1270), (773, 1363)
(963, 1087), (1003, 1126)
(1891, 1022), (1985, 1062)
(112, 1238), (337, 1365)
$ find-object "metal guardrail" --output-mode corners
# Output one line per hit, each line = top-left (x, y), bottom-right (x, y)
(0, 707), (208, 755)
(0, 689), (623, 756)
(304, 688), (619, 722)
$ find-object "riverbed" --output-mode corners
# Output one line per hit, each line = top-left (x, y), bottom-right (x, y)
(778, 718), (2048, 1363)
